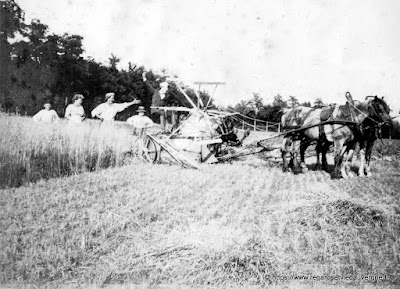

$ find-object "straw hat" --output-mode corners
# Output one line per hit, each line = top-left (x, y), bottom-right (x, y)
(136, 106), (146, 113)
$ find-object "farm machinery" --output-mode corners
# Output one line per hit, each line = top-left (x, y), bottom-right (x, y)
(135, 82), (394, 171)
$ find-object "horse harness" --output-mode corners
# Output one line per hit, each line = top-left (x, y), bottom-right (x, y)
(349, 99), (388, 140)
(283, 107), (318, 130)
(318, 102), (360, 141)
(318, 99), (386, 141)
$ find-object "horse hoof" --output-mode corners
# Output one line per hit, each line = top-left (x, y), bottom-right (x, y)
(366, 172), (372, 178)
(302, 167), (309, 173)
(293, 167), (303, 174)
(358, 172), (365, 178)
(347, 172), (356, 178)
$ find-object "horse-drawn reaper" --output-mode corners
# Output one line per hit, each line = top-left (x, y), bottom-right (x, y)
(135, 81), (250, 169)
(136, 85), (393, 179)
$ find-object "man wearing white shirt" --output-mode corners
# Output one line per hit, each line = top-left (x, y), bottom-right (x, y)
(33, 101), (60, 123)
(126, 106), (154, 137)
(91, 92), (140, 123)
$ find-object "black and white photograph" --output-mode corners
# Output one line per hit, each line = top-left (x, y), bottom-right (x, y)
(1, 0), (399, 288)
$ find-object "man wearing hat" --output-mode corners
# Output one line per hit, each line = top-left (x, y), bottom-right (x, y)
(126, 106), (154, 136)
(91, 92), (140, 123)
(142, 72), (169, 132)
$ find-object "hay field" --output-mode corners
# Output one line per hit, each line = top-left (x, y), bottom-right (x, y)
(0, 114), (137, 189)
(1, 114), (400, 288)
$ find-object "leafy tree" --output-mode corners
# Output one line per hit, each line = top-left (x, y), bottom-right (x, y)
(0, 0), (25, 104)
(9, 19), (59, 114)
(24, 19), (48, 61)
(300, 101), (311, 107)
(288, 95), (299, 108)
(272, 94), (287, 108)
(313, 97), (324, 108)
(258, 104), (282, 123)
(248, 93), (264, 116)
(234, 100), (250, 115)
(108, 53), (120, 70)
(1, 1), (213, 119)
(56, 34), (87, 107)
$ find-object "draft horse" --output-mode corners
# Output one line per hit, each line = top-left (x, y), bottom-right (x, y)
(281, 94), (392, 178)
(337, 96), (392, 178)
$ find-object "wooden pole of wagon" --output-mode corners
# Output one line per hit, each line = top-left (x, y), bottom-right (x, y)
(254, 119), (256, 131)
(266, 121), (269, 132)
(176, 85), (197, 109)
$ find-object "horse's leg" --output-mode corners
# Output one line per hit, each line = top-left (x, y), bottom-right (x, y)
(288, 152), (294, 168)
(291, 139), (303, 174)
(356, 139), (366, 177)
(288, 141), (295, 170)
(358, 147), (366, 177)
(345, 147), (356, 178)
(321, 142), (330, 172)
(364, 142), (375, 177)
(340, 150), (348, 179)
(281, 137), (291, 173)
(332, 139), (345, 179)
(340, 144), (351, 179)
(314, 141), (323, 170)
(299, 139), (309, 173)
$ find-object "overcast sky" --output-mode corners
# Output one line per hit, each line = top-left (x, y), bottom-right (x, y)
(16, 0), (400, 113)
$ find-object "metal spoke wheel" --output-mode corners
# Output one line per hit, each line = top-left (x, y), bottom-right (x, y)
(142, 135), (158, 163)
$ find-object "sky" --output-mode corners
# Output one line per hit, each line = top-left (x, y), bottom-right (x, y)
(15, 0), (400, 114)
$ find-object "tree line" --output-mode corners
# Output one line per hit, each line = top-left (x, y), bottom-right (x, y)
(0, 0), (212, 121)
(227, 93), (326, 124)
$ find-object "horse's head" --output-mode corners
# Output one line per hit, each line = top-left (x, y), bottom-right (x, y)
(366, 96), (392, 128)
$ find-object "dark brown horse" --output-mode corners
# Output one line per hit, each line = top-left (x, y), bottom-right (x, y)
(339, 96), (392, 178)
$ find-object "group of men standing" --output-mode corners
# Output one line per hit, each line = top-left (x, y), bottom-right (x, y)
(32, 72), (172, 132)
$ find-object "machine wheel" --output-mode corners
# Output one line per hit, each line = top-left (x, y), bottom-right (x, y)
(142, 136), (158, 163)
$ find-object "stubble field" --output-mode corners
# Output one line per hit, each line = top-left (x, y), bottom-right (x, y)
(0, 114), (399, 288)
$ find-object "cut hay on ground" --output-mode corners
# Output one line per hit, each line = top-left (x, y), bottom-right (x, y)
(1, 160), (399, 287)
